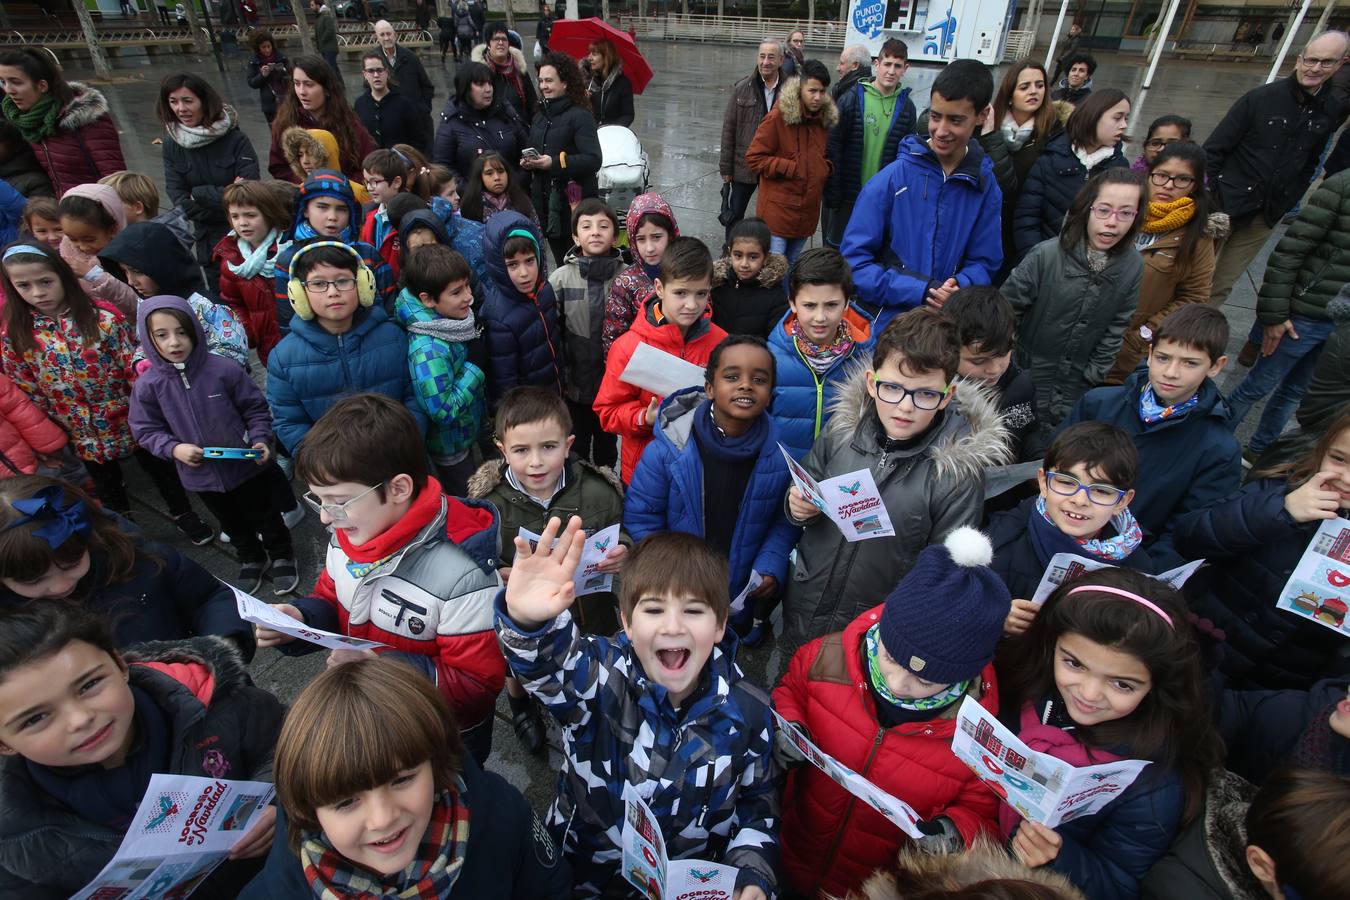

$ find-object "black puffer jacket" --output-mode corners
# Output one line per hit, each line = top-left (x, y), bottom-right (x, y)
(162, 110), (260, 271)
(709, 252), (789, 339)
(1204, 75), (1344, 226)
(433, 95), (529, 178)
(1217, 677), (1350, 782)
(526, 96), (601, 241)
(0, 139), (52, 197)
(825, 81), (916, 213)
(1012, 131), (1128, 255)
(1174, 478), (1350, 690)
(480, 211), (563, 403)
(0, 637), (283, 899)
(588, 69), (635, 127)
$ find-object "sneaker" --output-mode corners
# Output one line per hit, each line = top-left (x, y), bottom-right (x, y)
(238, 559), (268, 594)
(282, 504), (306, 529)
(219, 532), (232, 544)
(174, 511), (214, 546)
(271, 558), (300, 596)
(742, 618), (772, 649)
(511, 704), (546, 754)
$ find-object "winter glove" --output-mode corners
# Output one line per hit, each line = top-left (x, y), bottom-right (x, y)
(772, 721), (811, 769)
(913, 816), (963, 855)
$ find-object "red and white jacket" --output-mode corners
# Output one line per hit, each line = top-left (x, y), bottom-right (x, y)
(292, 479), (506, 727)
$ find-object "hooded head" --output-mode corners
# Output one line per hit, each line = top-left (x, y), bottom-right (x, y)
(61, 183), (128, 233)
(137, 294), (208, 374)
(398, 208), (454, 264)
(624, 192), (679, 240)
(101, 221), (204, 298)
(292, 169), (362, 242)
(482, 210), (547, 294)
(281, 127), (340, 181)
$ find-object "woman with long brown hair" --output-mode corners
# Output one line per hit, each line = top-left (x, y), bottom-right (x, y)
(583, 38), (634, 127)
(521, 52), (601, 264)
(267, 55), (375, 183)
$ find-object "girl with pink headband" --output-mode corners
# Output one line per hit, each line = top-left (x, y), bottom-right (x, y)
(993, 567), (1220, 900)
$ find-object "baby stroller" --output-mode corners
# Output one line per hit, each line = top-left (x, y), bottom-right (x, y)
(596, 125), (649, 238)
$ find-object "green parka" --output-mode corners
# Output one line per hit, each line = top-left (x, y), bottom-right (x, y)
(1257, 168), (1350, 324)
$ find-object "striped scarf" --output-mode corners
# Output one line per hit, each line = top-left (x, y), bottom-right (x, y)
(301, 785), (469, 899)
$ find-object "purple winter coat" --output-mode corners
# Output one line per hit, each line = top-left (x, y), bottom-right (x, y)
(129, 295), (273, 494)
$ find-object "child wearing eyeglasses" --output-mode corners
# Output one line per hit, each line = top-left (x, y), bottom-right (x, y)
(1003, 169), (1146, 434)
(1061, 305), (1239, 547)
(1129, 114), (1192, 173)
(987, 421), (1163, 636)
(782, 307), (1012, 646)
(253, 393), (505, 765)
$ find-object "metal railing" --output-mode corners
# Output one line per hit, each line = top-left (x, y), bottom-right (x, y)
(1003, 29), (1035, 62)
(619, 14), (848, 49)
(0, 19), (431, 50)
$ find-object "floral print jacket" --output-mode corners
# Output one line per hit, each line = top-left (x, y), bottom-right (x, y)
(2, 306), (138, 464)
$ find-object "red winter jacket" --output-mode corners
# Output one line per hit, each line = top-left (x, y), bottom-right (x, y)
(0, 372), (66, 477)
(772, 605), (1001, 899)
(212, 233), (282, 364)
(593, 296), (727, 483)
(27, 84), (126, 196)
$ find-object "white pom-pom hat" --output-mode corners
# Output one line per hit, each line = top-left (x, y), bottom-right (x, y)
(878, 526), (1011, 685)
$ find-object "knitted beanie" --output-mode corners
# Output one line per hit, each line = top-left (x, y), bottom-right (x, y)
(878, 527), (1012, 685)
(295, 169), (361, 233)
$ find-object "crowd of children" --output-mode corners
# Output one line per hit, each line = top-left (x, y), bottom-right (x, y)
(0, 99), (1343, 900)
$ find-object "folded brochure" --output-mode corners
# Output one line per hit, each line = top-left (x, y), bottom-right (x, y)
(780, 444), (895, 541)
(1275, 516), (1350, 638)
(951, 696), (1148, 828)
(1028, 554), (1204, 607)
(771, 709), (924, 839)
(517, 523), (621, 596)
(230, 581), (387, 651)
(72, 773), (275, 899)
(619, 341), (708, 398)
(621, 784), (739, 900)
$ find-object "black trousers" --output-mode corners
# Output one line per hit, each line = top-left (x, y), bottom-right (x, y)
(85, 448), (192, 519)
(197, 470), (294, 564)
(567, 399), (617, 468)
(723, 179), (757, 244)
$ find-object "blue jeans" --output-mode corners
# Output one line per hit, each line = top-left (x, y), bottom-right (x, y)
(770, 234), (807, 264)
(1225, 315), (1334, 453)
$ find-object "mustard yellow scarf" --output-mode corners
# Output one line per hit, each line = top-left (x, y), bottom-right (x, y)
(1142, 196), (1195, 234)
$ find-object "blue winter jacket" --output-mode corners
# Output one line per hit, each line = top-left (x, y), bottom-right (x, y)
(1012, 132), (1129, 256)
(240, 755), (572, 900)
(1059, 368), (1241, 539)
(1174, 479), (1350, 690)
(479, 211), (563, 404)
(265, 304), (425, 452)
(766, 304), (876, 459)
(824, 81), (916, 212)
(840, 133), (1003, 334)
(625, 388), (800, 622)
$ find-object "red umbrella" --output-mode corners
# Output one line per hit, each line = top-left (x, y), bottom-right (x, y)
(547, 17), (654, 94)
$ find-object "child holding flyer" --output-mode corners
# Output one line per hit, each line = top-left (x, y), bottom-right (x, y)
(467, 386), (628, 754)
(989, 422), (1162, 636)
(1173, 407), (1350, 690)
(496, 522), (779, 899)
(0, 602), (283, 896)
(242, 656), (571, 898)
(252, 395), (505, 764)
(995, 567), (1221, 900)
(625, 336), (799, 644)
(782, 307), (1010, 645)
(594, 237), (728, 483)
(772, 528), (1010, 899)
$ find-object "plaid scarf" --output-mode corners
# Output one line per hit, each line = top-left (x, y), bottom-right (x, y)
(301, 785), (469, 899)
(788, 317), (854, 376)
(1139, 383), (1200, 425)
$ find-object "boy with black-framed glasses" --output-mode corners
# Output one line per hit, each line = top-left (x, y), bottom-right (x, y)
(781, 307), (1012, 647)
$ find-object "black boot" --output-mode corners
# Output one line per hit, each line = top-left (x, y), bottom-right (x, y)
(508, 693), (545, 754)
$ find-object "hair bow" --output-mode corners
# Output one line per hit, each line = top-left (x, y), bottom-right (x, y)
(6, 485), (92, 549)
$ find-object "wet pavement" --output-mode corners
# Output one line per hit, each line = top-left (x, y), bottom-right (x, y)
(76, 35), (1287, 813)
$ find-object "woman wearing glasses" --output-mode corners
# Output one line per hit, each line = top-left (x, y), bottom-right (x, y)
(1003, 168), (1146, 431)
(1129, 114), (1191, 173)
(1012, 89), (1131, 260)
(1106, 142), (1227, 384)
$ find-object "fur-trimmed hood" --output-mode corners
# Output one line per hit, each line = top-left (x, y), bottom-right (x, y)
(122, 635), (253, 697)
(58, 82), (112, 131)
(280, 126), (338, 180)
(825, 365), (1012, 481)
(775, 75), (840, 129)
(471, 42), (530, 75)
(712, 252), (788, 289)
(1204, 211), (1232, 241)
(850, 835), (1085, 899)
(466, 455), (624, 499)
